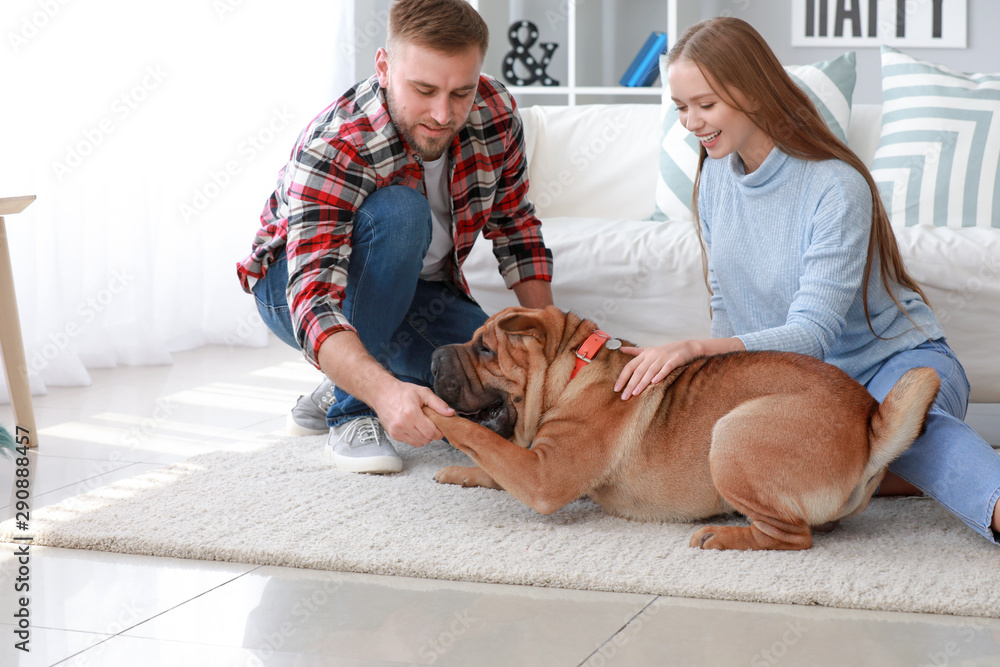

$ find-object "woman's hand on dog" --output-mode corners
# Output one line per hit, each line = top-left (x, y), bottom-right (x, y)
(614, 338), (746, 400)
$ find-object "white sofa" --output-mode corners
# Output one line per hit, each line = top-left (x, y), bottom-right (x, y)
(463, 103), (1000, 403)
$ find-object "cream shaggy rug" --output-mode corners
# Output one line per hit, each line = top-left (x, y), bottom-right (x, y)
(4, 435), (999, 618)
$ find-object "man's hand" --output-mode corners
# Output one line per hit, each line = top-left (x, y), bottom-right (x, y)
(369, 382), (455, 447)
(316, 330), (457, 447)
(614, 338), (745, 400)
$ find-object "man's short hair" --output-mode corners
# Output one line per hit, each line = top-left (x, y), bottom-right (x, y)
(387, 0), (489, 58)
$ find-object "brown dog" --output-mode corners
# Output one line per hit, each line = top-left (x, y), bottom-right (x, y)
(423, 306), (940, 551)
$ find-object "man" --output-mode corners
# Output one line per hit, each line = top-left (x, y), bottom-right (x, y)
(236, 0), (554, 474)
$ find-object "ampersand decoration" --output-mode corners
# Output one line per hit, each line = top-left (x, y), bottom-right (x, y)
(502, 20), (559, 87)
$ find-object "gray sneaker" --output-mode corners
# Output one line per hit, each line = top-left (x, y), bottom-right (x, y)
(324, 417), (403, 474)
(286, 378), (337, 436)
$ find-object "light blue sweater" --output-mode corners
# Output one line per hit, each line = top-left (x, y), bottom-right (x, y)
(698, 148), (944, 385)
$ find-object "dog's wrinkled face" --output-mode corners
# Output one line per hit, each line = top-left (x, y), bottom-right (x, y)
(431, 346), (515, 438)
(431, 307), (566, 444)
(430, 329), (518, 439)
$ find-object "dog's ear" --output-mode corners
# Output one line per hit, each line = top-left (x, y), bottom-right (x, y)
(497, 310), (549, 345)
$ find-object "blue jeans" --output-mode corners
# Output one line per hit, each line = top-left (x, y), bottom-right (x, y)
(252, 185), (488, 426)
(867, 339), (1000, 542)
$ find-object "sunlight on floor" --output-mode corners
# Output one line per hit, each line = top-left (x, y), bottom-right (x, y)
(2, 465), (198, 527)
(93, 412), (280, 443)
(249, 361), (325, 384)
(39, 418), (289, 458)
(164, 383), (302, 414)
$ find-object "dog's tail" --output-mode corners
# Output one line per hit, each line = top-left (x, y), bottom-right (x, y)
(864, 367), (940, 480)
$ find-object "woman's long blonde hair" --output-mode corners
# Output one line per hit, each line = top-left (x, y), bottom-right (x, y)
(670, 17), (929, 328)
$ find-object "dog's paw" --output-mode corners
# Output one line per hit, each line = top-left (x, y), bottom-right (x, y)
(433, 466), (469, 486)
(433, 466), (502, 489)
(690, 525), (760, 550)
(690, 527), (721, 550)
(690, 523), (813, 550)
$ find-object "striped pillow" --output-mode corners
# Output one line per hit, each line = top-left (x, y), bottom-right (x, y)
(871, 46), (1000, 229)
(651, 52), (857, 222)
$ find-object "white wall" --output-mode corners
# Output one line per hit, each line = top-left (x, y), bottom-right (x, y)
(707, 0), (1000, 104)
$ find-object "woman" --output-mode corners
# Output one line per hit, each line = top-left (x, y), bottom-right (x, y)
(614, 17), (1000, 542)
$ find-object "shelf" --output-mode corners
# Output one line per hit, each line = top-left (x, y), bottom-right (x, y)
(484, 0), (691, 107)
(352, 0), (707, 107)
(570, 86), (663, 96)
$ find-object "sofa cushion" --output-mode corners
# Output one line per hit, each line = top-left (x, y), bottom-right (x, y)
(894, 227), (1000, 402)
(464, 216), (711, 346)
(846, 104), (882, 167)
(519, 104), (662, 221)
(651, 52), (857, 223)
(870, 46), (1000, 229)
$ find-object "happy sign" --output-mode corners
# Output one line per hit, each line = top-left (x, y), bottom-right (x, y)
(791, 0), (967, 48)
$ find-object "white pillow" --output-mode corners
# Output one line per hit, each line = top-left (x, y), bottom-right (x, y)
(464, 216), (711, 346)
(520, 104), (663, 221)
(651, 52), (857, 222)
(870, 46), (1000, 229)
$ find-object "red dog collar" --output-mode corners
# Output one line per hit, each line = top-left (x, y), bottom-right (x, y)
(572, 330), (621, 379)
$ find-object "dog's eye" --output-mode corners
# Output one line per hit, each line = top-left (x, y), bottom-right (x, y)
(474, 338), (495, 358)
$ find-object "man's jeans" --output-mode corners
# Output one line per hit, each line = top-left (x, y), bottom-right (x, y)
(252, 185), (489, 427)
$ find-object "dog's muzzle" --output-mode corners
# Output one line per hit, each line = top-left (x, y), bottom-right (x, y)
(431, 346), (514, 438)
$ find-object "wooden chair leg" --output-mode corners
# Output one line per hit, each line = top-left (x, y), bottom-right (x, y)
(0, 216), (37, 448)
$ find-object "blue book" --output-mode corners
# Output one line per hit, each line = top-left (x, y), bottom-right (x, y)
(625, 32), (668, 87)
(620, 32), (663, 87)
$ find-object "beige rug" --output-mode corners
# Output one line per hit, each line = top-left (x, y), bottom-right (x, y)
(4, 435), (999, 618)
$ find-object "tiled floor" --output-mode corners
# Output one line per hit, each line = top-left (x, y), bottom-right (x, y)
(2, 339), (999, 666)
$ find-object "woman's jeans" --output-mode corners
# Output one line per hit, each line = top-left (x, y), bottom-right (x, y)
(251, 185), (489, 427)
(867, 338), (1000, 542)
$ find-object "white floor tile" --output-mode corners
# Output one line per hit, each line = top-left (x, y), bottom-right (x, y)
(0, 625), (110, 667)
(58, 633), (399, 667)
(123, 565), (654, 666)
(587, 596), (1000, 667)
(0, 545), (254, 636)
(0, 455), (162, 520)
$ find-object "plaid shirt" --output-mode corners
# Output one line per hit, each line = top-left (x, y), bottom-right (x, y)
(237, 75), (553, 368)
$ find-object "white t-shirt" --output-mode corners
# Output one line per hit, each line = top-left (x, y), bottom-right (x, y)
(419, 154), (454, 281)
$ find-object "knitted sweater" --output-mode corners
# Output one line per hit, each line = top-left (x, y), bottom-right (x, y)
(698, 148), (943, 385)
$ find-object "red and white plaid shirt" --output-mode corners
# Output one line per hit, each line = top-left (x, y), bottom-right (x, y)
(237, 74), (553, 368)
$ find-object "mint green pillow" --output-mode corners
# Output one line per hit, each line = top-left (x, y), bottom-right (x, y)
(871, 46), (1000, 228)
(651, 52), (857, 222)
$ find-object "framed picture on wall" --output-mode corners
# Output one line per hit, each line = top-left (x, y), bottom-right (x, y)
(791, 0), (967, 48)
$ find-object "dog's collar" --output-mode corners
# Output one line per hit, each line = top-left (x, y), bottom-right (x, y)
(572, 330), (622, 379)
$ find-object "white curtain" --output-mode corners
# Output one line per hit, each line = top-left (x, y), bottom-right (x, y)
(0, 0), (355, 399)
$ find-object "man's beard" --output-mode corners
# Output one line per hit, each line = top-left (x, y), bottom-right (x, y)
(385, 86), (457, 161)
